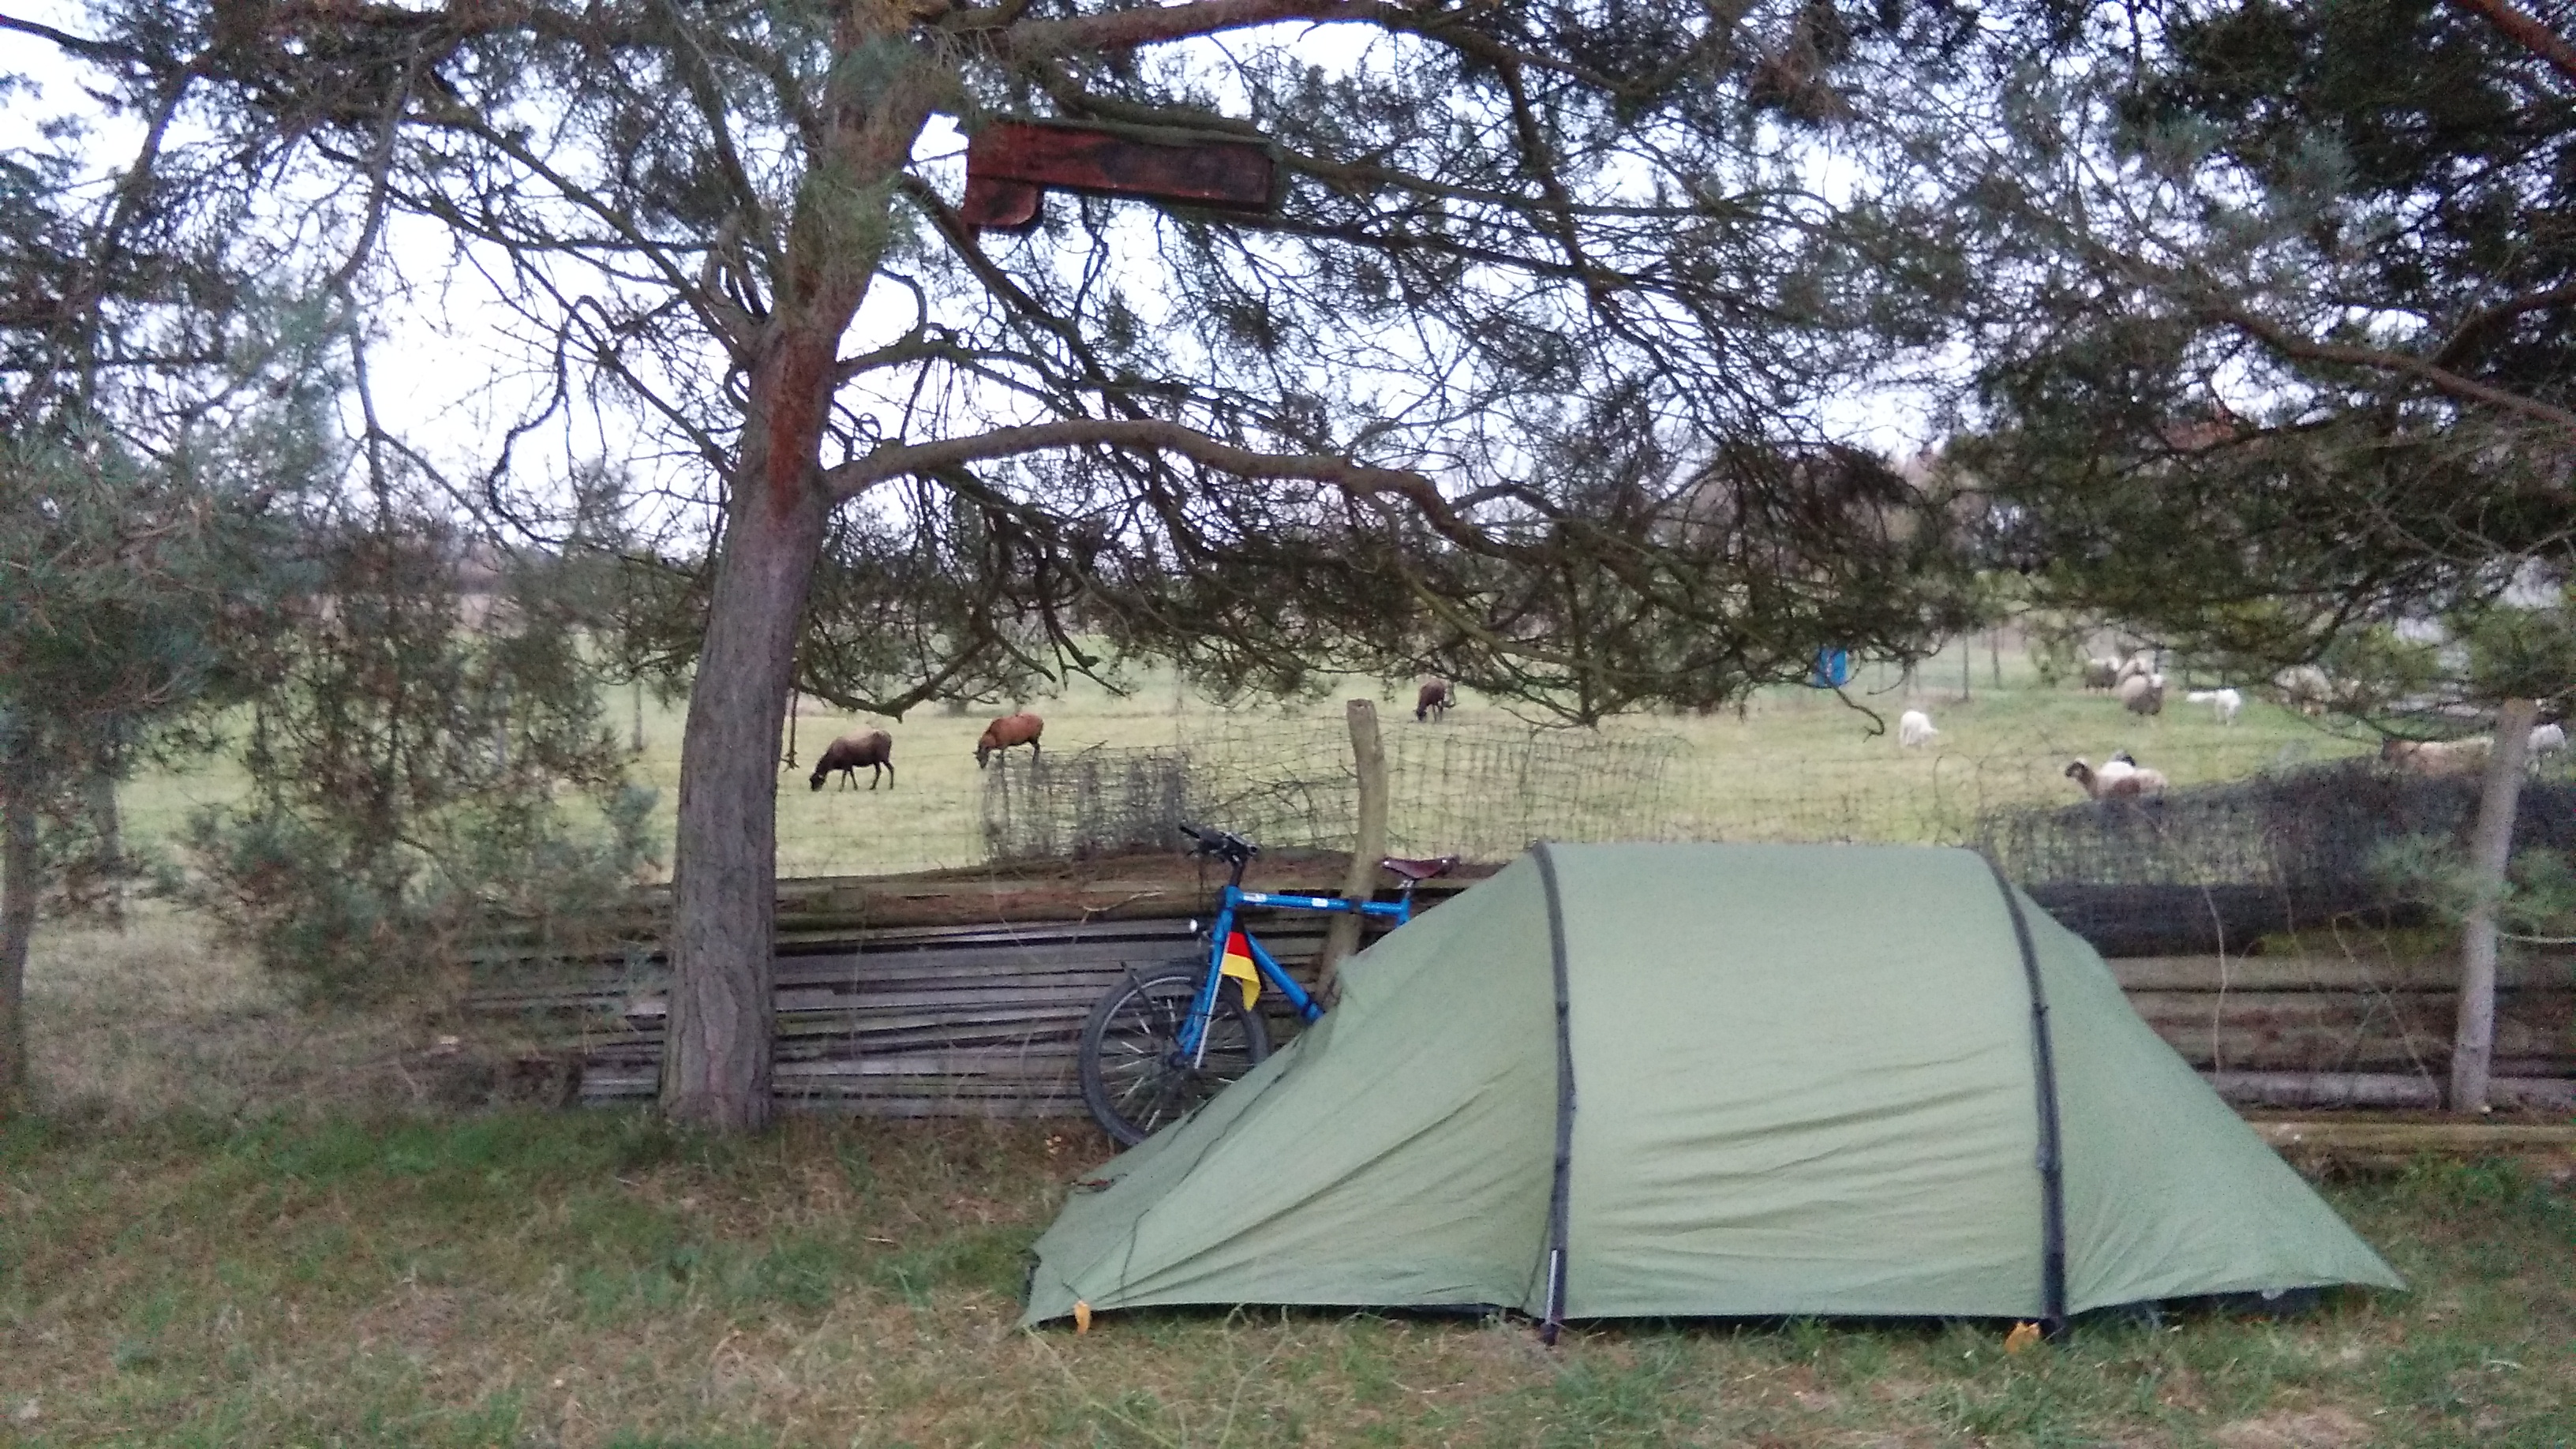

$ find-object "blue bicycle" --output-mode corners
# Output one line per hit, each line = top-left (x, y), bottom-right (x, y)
(1076, 822), (1457, 1146)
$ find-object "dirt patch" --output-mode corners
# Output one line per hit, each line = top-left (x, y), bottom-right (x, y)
(351, 1287), (466, 1356)
(2208, 1407), (2376, 1449)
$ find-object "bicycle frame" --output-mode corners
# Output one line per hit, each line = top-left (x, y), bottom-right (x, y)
(1176, 850), (1415, 1062)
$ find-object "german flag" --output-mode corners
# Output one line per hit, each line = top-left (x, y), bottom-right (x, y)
(1219, 931), (1260, 1009)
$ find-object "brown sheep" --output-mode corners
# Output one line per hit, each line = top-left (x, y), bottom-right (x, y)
(2379, 737), (2488, 778)
(1414, 678), (1456, 723)
(809, 729), (894, 791)
(975, 712), (1044, 768)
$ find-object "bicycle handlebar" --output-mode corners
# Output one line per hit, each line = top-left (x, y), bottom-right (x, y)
(1178, 821), (1258, 860)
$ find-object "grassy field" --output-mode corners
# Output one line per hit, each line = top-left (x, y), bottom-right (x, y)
(9, 652), (2567, 1448)
(115, 638), (2378, 880)
(2, 1105), (2570, 1448)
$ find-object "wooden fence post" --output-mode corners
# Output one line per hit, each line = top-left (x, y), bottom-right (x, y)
(2453, 696), (2539, 1114)
(1316, 698), (1387, 1002)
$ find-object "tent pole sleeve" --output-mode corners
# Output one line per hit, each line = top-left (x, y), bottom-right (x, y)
(1984, 855), (2069, 1339)
(1535, 841), (1576, 1346)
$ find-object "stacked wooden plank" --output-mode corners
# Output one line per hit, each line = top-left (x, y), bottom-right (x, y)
(468, 904), (1342, 1116)
(465, 866), (2574, 1118)
(2111, 952), (2575, 1111)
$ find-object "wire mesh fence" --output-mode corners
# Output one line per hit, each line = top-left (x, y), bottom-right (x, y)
(1973, 758), (2576, 893)
(978, 713), (2576, 956)
(979, 718), (1689, 863)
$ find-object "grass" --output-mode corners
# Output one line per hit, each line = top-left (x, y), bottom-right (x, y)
(20, 904), (433, 1125)
(13, 641), (2567, 1446)
(2, 1110), (2570, 1447)
(111, 638), (2381, 881)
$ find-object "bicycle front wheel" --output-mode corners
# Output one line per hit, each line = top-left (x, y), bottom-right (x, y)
(1078, 960), (1271, 1148)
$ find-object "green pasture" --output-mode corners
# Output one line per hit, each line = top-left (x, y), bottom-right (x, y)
(114, 638), (2376, 880)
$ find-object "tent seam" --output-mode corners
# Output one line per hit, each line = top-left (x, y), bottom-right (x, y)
(1983, 852), (2070, 1338)
(1534, 841), (1577, 1345)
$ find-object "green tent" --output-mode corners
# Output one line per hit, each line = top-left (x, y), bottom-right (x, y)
(1024, 843), (2399, 1331)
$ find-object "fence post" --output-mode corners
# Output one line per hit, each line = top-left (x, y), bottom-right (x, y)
(2452, 696), (2539, 1114)
(1317, 698), (1388, 1002)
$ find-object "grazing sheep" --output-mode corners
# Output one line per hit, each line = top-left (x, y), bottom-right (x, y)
(2081, 657), (2121, 693)
(2185, 687), (2243, 725)
(975, 711), (1045, 768)
(2065, 757), (2166, 799)
(2273, 665), (2332, 716)
(1898, 709), (1938, 748)
(809, 729), (894, 792)
(1414, 678), (1457, 723)
(2380, 736), (2489, 777)
(2530, 721), (2566, 759)
(2117, 672), (2166, 717)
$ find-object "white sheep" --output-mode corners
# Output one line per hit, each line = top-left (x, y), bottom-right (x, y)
(2531, 722), (2566, 759)
(1898, 709), (1939, 749)
(2065, 756), (2166, 799)
(2273, 665), (2332, 716)
(2185, 687), (2243, 725)
(2117, 672), (2166, 717)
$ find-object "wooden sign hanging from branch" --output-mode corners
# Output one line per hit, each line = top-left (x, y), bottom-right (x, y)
(960, 118), (1283, 232)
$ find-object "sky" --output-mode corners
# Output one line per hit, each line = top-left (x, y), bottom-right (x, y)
(2, 0), (1941, 537)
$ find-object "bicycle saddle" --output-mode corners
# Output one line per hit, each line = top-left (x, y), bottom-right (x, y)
(1379, 855), (1458, 882)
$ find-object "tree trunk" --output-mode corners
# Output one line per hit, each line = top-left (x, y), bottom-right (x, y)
(1316, 698), (1387, 1002)
(84, 754), (123, 929)
(664, 474), (830, 1130)
(657, 37), (962, 1130)
(2451, 697), (2538, 1114)
(0, 751), (39, 1118)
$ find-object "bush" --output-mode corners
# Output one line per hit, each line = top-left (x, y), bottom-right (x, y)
(182, 510), (658, 997)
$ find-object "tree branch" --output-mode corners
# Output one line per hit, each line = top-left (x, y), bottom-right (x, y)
(2440, 0), (2576, 88)
(0, 10), (147, 64)
(827, 417), (1423, 494)
(2205, 301), (2576, 435)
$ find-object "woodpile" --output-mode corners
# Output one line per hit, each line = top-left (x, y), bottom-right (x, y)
(465, 864), (2572, 1122)
(2252, 1117), (2576, 1178)
(466, 855), (1473, 1114)
(473, 917), (1335, 1114)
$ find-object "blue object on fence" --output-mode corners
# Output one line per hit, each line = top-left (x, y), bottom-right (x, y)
(1810, 648), (1852, 689)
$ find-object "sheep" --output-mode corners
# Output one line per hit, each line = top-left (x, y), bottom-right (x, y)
(2113, 653), (2154, 688)
(1898, 709), (1938, 748)
(2530, 721), (2567, 759)
(1414, 678), (1457, 723)
(2185, 687), (2243, 726)
(2081, 657), (2121, 693)
(2273, 665), (2332, 717)
(2065, 757), (2166, 799)
(2116, 672), (2166, 717)
(2379, 736), (2489, 777)
(975, 711), (1045, 769)
(808, 729), (894, 792)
